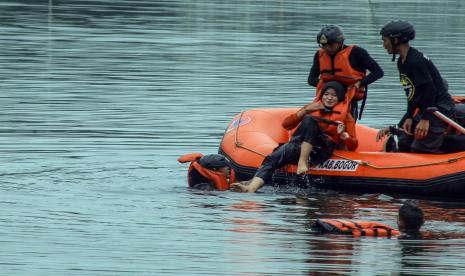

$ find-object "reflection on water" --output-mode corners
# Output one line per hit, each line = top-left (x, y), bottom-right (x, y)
(2, 0), (465, 274)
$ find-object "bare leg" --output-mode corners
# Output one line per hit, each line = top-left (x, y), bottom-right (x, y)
(230, 177), (265, 193)
(297, 141), (312, 175)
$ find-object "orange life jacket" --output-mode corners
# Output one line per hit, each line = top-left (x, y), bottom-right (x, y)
(177, 153), (236, 191)
(314, 219), (400, 238)
(310, 86), (356, 141)
(316, 45), (366, 100)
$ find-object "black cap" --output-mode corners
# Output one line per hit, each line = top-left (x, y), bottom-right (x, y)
(198, 154), (231, 170)
(317, 25), (345, 44)
(321, 81), (346, 102)
(380, 20), (415, 43)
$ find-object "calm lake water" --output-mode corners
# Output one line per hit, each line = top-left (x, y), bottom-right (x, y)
(2, 0), (465, 274)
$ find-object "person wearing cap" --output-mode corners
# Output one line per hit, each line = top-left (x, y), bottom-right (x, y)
(309, 25), (384, 119)
(231, 81), (358, 193)
(378, 20), (455, 153)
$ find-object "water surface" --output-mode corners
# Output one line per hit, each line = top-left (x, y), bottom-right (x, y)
(2, 0), (465, 274)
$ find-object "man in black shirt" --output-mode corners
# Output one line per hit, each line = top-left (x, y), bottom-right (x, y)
(379, 21), (454, 153)
(308, 25), (384, 119)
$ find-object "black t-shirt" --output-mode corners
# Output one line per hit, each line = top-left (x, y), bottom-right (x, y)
(397, 47), (453, 120)
(308, 45), (384, 87)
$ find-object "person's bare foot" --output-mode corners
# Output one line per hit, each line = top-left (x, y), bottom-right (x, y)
(230, 178), (264, 193)
(230, 182), (249, 192)
(296, 160), (309, 175)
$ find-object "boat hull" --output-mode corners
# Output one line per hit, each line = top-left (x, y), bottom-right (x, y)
(219, 108), (465, 198)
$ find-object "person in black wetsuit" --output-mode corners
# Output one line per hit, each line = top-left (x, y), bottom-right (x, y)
(308, 25), (384, 119)
(378, 20), (455, 153)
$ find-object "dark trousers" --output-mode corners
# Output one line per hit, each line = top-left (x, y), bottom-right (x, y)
(255, 116), (333, 182)
(398, 114), (447, 153)
(441, 135), (465, 153)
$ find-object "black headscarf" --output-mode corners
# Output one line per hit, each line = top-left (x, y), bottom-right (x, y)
(321, 81), (347, 102)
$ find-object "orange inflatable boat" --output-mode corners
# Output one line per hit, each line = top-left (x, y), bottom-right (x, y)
(219, 108), (465, 198)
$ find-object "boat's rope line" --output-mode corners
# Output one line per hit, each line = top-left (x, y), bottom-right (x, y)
(234, 111), (465, 169)
(234, 111), (267, 157)
(333, 153), (465, 169)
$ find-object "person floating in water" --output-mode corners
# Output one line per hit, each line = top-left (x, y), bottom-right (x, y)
(313, 200), (424, 239)
(178, 153), (235, 191)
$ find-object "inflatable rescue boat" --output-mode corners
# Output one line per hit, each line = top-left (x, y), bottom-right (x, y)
(219, 108), (465, 198)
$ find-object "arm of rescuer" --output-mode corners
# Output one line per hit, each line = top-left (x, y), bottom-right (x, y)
(349, 46), (384, 88)
(282, 103), (358, 151)
(307, 52), (321, 87)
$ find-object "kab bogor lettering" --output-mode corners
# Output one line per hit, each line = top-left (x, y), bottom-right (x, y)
(313, 159), (360, 172)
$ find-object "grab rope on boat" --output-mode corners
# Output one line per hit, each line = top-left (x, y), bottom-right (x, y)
(332, 153), (465, 170)
(234, 111), (267, 157)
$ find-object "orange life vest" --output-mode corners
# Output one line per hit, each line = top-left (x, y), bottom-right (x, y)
(316, 45), (366, 100)
(310, 86), (356, 141)
(314, 219), (400, 238)
(178, 153), (236, 191)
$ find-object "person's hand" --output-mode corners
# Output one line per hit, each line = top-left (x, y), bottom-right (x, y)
(303, 102), (324, 113)
(340, 132), (350, 140)
(415, 119), (430, 140)
(350, 81), (365, 91)
(352, 81), (361, 90)
(335, 121), (349, 140)
(376, 127), (390, 142)
(335, 121), (345, 134)
(402, 118), (413, 135)
(296, 102), (324, 119)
